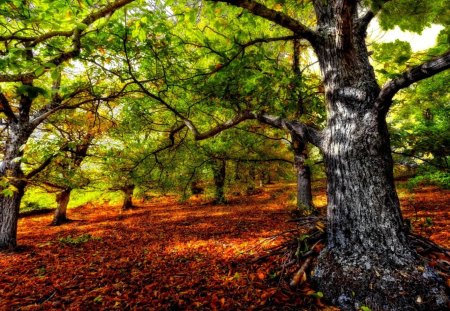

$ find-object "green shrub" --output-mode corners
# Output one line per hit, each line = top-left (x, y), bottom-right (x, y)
(408, 170), (450, 190)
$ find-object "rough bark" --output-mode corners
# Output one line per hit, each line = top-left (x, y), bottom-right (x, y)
(192, 0), (449, 309)
(0, 182), (25, 250)
(211, 159), (226, 204)
(0, 123), (31, 249)
(292, 137), (314, 214)
(308, 2), (448, 309)
(121, 184), (135, 210)
(51, 188), (72, 226)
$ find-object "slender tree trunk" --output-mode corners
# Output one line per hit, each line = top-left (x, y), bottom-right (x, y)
(309, 8), (448, 309)
(0, 123), (31, 249)
(246, 163), (256, 194)
(121, 184), (135, 210)
(51, 135), (92, 225)
(292, 137), (314, 214)
(211, 159), (226, 204)
(51, 188), (72, 226)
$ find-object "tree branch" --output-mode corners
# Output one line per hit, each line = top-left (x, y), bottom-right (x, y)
(184, 110), (323, 149)
(130, 124), (186, 171)
(185, 111), (255, 140)
(0, 0), (135, 83)
(356, 1), (393, 34)
(213, 155), (293, 164)
(25, 153), (59, 179)
(250, 112), (323, 149)
(377, 50), (450, 111)
(0, 92), (18, 122)
(0, 30), (73, 45)
(210, 0), (319, 45)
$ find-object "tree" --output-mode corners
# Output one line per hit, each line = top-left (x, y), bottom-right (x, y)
(0, 0), (135, 249)
(160, 0), (449, 309)
(26, 106), (109, 225)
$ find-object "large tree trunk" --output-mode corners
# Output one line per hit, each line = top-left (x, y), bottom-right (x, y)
(121, 184), (135, 210)
(292, 137), (314, 214)
(0, 123), (30, 249)
(51, 188), (72, 226)
(313, 110), (448, 310)
(211, 159), (226, 204)
(0, 182), (25, 250)
(309, 8), (448, 309)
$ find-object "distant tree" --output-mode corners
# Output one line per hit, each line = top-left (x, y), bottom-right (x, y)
(0, 0), (136, 248)
(26, 106), (111, 225)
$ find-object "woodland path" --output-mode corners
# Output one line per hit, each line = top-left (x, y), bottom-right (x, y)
(0, 183), (448, 310)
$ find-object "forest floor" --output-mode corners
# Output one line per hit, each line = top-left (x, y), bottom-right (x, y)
(0, 182), (449, 310)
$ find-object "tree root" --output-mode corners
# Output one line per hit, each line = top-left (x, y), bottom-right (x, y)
(252, 214), (450, 309)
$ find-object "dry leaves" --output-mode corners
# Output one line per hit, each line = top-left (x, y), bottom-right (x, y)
(0, 183), (448, 310)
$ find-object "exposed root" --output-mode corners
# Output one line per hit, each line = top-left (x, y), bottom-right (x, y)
(290, 256), (313, 287)
(251, 214), (450, 310)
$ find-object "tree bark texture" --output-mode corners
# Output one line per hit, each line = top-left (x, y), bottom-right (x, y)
(309, 2), (448, 309)
(292, 137), (314, 214)
(121, 184), (135, 210)
(211, 159), (226, 204)
(51, 188), (72, 226)
(0, 123), (31, 249)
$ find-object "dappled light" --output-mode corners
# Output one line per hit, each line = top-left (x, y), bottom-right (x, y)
(1, 183), (448, 310)
(0, 0), (448, 309)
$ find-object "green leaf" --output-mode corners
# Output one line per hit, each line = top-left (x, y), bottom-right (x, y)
(312, 291), (324, 298)
(2, 188), (14, 197)
(34, 66), (45, 76)
(76, 22), (88, 30)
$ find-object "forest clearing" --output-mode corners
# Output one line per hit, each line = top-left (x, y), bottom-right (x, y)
(1, 182), (449, 310)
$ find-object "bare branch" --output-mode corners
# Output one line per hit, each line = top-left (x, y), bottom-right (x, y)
(356, 10), (374, 34)
(183, 109), (323, 149)
(186, 111), (255, 140)
(213, 155), (293, 164)
(250, 112), (323, 149)
(0, 30), (73, 45)
(377, 50), (450, 111)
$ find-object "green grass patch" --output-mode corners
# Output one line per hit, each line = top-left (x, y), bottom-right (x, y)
(59, 233), (101, 245)
(21, 188), (56, 212)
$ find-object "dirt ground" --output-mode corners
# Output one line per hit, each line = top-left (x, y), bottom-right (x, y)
(0, 183), (448, 310)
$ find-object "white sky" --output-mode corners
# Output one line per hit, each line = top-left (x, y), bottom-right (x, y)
(368, 23), (444, 52)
